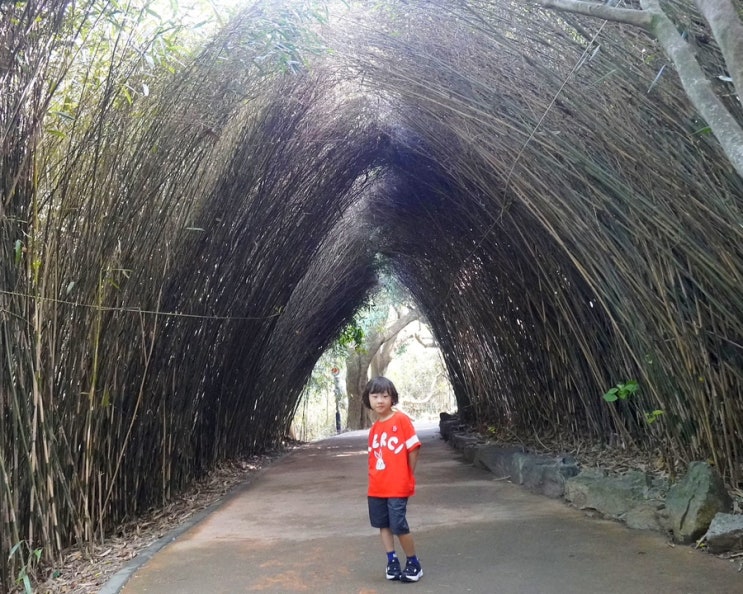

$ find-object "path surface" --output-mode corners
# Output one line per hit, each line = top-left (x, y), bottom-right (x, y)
(115, 423), (742, 593)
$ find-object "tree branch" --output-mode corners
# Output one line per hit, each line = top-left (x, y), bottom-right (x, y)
(693, 0), (743, 101)
(640, 0), (743, 179)
(535, 0), (743, 180)
(379, 308), (419, 345)
(414, 332), (439, 349)
(535, 0), (653, 28)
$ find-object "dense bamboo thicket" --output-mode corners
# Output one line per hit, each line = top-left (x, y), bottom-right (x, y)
(1, 0), (742, 588)
(341, 0), (743, 484)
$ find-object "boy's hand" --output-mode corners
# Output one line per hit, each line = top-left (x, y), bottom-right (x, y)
(408, 448), (420, 473)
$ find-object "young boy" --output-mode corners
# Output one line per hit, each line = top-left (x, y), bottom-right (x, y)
(363, 376), (423, 583)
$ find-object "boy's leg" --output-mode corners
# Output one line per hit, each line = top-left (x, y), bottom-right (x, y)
(380, 528), (401, 580)
(397, 532), (416, 558)
(380, 527), (395, 552)
(398, 533), (423, 582)
(369, 498), (402, 580)
(387, 498), (423, 583)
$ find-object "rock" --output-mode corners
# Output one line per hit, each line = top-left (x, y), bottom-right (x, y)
(449, 432), (480, 450)
(565, 470), (652, 519)
(442, 427), (738, 548)
(623, 501), (665, 531)
(508, 452), (535, 485)
(449, 432), (481, 463)
(539, 459), (581, 499)
(460, 443), (479, 464)
(506, 452), (579, 498)
(513, 453), (552, 486)
(577, 467), (607, 480)
(439, 413), (463, 441)
(473, 446), (579, 498)
(664, 462), (732, 543)
(703, 513), (743, 553)
(473, 444), (525, 477)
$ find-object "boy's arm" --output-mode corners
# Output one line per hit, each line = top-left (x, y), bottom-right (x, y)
(408, 446), (420, 473)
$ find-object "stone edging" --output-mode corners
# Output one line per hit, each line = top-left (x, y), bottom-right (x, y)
(440, 416), (743, 554)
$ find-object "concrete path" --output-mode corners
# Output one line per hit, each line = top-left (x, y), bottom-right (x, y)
(116, 423), (742, 593)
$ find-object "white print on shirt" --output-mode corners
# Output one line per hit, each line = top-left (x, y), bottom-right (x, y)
(374, 450), (385, 470)
(372, 430), (405, 455)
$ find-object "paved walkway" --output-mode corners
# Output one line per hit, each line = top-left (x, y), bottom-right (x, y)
(114, 423), (742, 593)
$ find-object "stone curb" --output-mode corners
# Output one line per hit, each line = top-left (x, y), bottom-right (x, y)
(439, 416), (741, 553)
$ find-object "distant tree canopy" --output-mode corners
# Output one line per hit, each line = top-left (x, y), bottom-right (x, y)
(2, 0), (742, 589)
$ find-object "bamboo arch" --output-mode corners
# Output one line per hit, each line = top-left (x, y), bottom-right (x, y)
(1, 0), (741, 585)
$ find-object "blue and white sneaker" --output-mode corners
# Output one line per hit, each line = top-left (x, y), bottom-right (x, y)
(400, 559), (423, 582)
(386, 557), (402, 580)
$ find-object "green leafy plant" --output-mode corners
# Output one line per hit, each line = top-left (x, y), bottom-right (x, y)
(644, 409), (665, 424)
(9, 541), (42, 594)
(602, 381), (665, 425)
(337, 321), (365, 349)
(602, 380), (639, 402)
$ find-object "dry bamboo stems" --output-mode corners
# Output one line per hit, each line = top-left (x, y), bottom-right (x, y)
(2, 0), (743, 589)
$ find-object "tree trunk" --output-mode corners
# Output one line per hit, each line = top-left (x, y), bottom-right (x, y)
(370, 335), (401, 377)
(345, 348), (374, 430)
(344, 309), (420, 429)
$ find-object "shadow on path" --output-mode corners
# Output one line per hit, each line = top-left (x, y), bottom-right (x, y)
(115, 423), (741, 593)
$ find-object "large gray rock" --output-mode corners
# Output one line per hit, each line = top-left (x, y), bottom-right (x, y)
(703, 513), (743, 553)
(510, 452), (546, 485)
(623, 501), (665, 531)
(565, 469), (652, 518)
(539, 458), (581, 498)
(449, 432), (482, 463)
(517, 454), (580, 498)
(663, 462), (732, 543)
(473, 446), (579, 498)
(473, 444), (525, 477)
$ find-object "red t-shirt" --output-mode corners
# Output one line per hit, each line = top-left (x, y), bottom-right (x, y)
(367, 411), (421, 498)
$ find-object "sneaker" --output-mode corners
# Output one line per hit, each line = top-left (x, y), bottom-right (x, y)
(400, 559), (423, 583)
(386, 557), (402, 581)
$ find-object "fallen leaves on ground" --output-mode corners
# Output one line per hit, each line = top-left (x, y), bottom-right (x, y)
(24, 452), (284, 594)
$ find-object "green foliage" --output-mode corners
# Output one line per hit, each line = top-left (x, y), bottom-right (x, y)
(602, 381), (665, 426)
(199, 0), (335, 79)
(351, 275), (415, 340)
(14, 240), (24, 266)
(602, 380), (639, 402)
(303, 350), (338, 395)
(337, 320), (364, 349)
(644, 409), (665, 424)
(9, 541), (42, 594)
(331, 275), (410, 355)
(693, 125), (712, 136)
(295, 318), (454, 440)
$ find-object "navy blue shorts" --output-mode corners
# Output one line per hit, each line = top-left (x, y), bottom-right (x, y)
(368, 497), (410, 535)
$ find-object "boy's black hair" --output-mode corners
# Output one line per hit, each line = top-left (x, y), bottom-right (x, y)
(362, 376), (399, 409)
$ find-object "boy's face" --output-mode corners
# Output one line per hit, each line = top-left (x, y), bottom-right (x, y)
(369, 391), (394, 417)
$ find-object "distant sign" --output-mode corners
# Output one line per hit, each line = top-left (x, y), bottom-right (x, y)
(331, 367), (340, 376)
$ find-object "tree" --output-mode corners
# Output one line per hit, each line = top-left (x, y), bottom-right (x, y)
(345, 304), (420, 429)
(341, 276), (426, 430)
(535, 0), (743, 179)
